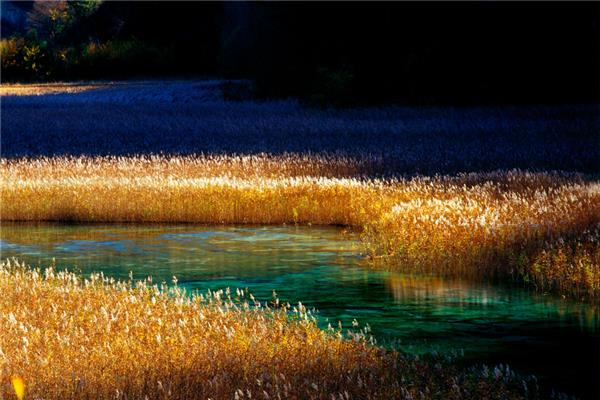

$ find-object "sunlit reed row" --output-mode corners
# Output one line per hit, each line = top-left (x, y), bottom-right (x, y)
(3, 154), (380, 179)
(0, 83), (104, 96)
(1, 156), (598, 298)
(0, 260), (539, 400)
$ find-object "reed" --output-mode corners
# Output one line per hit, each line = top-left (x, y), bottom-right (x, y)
(1, 156), (599, 299)
(363, 172), (600, 299)
(0, 260), (539, 399)
(0, 83), (103, 96)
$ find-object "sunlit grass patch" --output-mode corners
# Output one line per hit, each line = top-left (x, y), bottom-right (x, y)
(0, 260), (541, 399)
(0, 83), (104, 96)
(0, 156), (390, 225)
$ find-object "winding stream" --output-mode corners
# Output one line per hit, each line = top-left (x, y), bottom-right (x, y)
(1, 223), (598, 398)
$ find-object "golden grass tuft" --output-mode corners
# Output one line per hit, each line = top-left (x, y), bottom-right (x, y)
(0, 260), (538, 399)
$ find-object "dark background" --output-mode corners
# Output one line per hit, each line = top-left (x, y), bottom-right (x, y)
(2, 1), (599, 106)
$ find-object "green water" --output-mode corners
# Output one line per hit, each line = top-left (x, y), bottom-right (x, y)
(1, 223), (598, 399)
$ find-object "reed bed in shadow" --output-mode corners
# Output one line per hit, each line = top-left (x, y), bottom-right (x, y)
(0, 260), (541, 400)
(1, 156), (599, 299)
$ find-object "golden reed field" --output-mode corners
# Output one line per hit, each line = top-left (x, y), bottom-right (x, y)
(1, 155), (598, 399)
(2, 156), (599, 299)
(0, 259), (540, 399)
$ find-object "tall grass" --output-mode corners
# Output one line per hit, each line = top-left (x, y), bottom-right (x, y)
(1, 156), (599, 299)
(0, 260), (540, 399)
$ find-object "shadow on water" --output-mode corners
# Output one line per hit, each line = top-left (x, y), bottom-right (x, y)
(1, 222), (598, 399)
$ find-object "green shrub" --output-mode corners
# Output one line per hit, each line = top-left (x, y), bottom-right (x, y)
(1, 35), (174, 81)
(76, 38), (172, 78)
(1, 37), (26, 79)
(1, 36), (55, 81)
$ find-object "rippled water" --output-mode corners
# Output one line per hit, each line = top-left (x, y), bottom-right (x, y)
(1, 223), (598, 398)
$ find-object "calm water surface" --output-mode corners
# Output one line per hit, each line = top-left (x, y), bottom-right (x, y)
(1, 223), (598, 399)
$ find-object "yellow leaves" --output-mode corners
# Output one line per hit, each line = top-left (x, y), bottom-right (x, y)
(11, 376), (24, 400)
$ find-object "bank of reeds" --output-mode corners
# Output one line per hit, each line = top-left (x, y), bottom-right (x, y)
(363, 172), (600, 299)
(1, 156), (599, 299)
(0, 260), (540, 400)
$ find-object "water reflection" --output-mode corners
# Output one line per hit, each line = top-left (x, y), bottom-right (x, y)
(387, 273), (600, 331)
(1, 222), (598, 399)
(387, 275), (483, 304)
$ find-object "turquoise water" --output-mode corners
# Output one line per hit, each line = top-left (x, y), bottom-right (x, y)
(1, 223), (598, 398)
